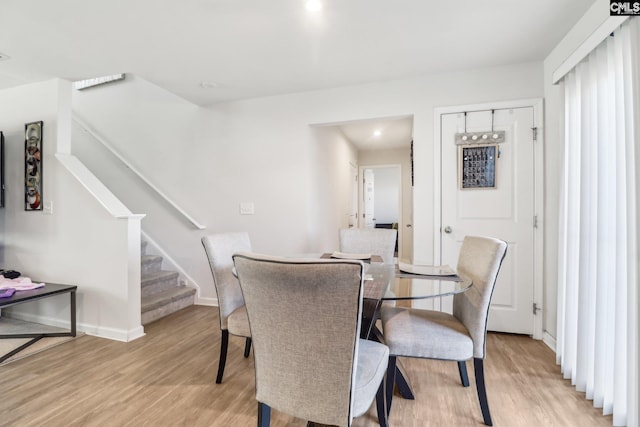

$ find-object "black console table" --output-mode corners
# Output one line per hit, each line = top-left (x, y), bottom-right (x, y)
(0, 283), (77, 363)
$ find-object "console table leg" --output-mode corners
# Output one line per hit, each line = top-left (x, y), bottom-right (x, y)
(70, 290), (77, 337)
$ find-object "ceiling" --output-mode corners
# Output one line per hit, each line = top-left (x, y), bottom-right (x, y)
(0, 1), (595, 151)
(337, 116), (414, 150)
(0, 0), (595, 110)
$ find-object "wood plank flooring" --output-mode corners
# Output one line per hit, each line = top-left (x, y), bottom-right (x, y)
(0, 306), (612, 426)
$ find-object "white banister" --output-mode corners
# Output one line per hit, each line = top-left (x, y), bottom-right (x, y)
(56, 153), (145, 220)
(72, 115), (206, 230)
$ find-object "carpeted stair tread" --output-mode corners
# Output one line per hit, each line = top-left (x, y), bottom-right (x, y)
(140, 240), (196, 323)
(141, 269), (179, 282)
(142, 286), (197, 313)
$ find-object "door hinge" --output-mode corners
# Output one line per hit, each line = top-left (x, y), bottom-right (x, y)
(533, 302), (542, 315)
(533, 215), (538, 229)
(532, 127), (538, 141)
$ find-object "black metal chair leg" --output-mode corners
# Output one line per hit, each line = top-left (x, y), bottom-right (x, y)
(474, 358), (493, 426)
(458, 360), (470, 387)
(376, 378), (388, 427)
(386, 356), (397, 415)
(216, 329), (229, 384)
(394, 361), (415, 399)
(257, 402), (271, 427)
(244, 337), (252, 358)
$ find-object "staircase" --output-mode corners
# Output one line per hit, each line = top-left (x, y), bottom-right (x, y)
(141, 240), (196, 325)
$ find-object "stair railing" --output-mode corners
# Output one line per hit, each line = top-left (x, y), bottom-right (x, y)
(72, 114), (206, 230)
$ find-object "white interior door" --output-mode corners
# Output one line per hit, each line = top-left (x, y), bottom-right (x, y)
(440, 107), (535, 334)
(363, 168), (375, 228)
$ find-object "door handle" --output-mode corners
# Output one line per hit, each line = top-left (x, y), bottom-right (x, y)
(406, 224), (412, 228)
(444, 226), (452, 234)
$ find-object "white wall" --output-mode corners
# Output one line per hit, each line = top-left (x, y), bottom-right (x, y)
(71, 62), (543, 305)
(542, 0), (614, 344)
(309, 126), (359, 251)
(359, 148), (411, 261)
(0, 79), (143, 341)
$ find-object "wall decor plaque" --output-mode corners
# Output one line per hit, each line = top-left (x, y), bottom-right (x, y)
(0, 131), (4, 208)
(459, 144), (497, 189)
(25, 121), (43, 211)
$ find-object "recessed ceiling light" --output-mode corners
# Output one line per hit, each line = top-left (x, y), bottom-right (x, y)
(199, 81), (218, 89)
(305, 0), (322, 12)
(374, 130), (382, 137)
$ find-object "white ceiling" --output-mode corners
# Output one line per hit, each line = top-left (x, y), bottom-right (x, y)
(0, 0), (594, 110)
(337, 116), (414, 150)
(0, 0), (595, 150)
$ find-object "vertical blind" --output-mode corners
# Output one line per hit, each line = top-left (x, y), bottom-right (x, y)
(557, 18), (639, 427)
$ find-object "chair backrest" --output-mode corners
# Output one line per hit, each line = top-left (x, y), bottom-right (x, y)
(453, 235), (508, 359)
(339, 228), (397, 264)
(201, 232), (252, 330)
(233, 252), (364, 427)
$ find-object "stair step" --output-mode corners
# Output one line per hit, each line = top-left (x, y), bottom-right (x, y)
(141, 286), (196, 325)
(141, 254), (163, 275)
(141, 270), (180, 297)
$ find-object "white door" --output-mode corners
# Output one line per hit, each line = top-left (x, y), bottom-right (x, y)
(363, 168), (375, 228)
(441, 107), (535, 334)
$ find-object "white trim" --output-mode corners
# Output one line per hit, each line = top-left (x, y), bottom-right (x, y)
(196, 297), (219, 307)
(72, 114), (206, 230)
(56, 153), (144, 220)
(3, 312), (145, 342)
(543, 331), (557, 352)
(552, 16), (629, 84)
(434, 98), (545, 340)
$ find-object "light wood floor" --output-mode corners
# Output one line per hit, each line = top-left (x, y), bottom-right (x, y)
(0, 306), (612, 426)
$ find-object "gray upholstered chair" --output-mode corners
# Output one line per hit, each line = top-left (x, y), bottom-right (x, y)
(381, 235), (507, 426)
(201, 232), (253, 384)
(339, 228), (398, 265)
(233, 252), (389, 427)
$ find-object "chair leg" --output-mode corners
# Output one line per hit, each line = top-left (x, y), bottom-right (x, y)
(458, 360), (470, 387)
(474, 358), (493, 426)
(376, 379), (388, 427)
(216, 330), (229, 384)
(257, 402), (271, 427)
(394, 361), (415, 399)
(385, 356), (397, 415)
(244, 337), (252, 358)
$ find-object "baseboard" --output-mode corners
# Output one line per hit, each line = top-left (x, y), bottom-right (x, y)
(3, 311), (145, 342)
(196, 296), (218, 307)
(543, 331), (557, 352)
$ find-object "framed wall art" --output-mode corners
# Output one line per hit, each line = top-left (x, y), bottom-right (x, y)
(25, 121), (43, 211)
(0, 131), (4, 208)
(459, 144), (497, 189)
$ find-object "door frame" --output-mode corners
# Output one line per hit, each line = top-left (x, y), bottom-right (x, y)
(358, 164), (403, 261)
(433, 98), (544, 340)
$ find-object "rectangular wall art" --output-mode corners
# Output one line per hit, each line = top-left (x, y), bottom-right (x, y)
(25, 121), (43, 211)
(0, 131), (4, 208)
(459, 144), (497, 189)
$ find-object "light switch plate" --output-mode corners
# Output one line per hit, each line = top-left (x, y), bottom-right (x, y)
(43, 201), (53, 215)
(240, 202), (254, 215)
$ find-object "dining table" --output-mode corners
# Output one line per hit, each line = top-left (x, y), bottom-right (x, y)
(236, 253), (473, 427)
(353, 258), (473, 403)
(306, 255), (473, 427)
